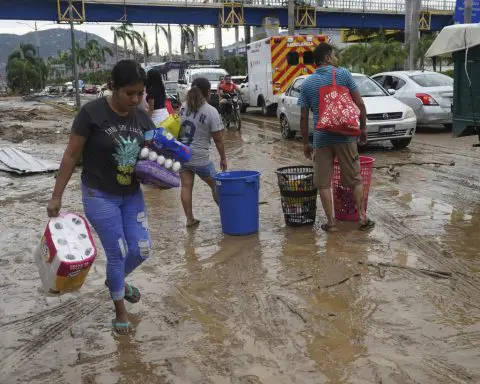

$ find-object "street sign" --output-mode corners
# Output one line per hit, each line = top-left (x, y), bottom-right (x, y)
(454, 0), (480, 23)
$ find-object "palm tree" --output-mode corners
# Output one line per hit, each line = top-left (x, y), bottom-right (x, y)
(8, 43), (37, 65)
(128, 29), (144, 61)
(416, 33), (437, 70)
(340, 31), (408, 76)
(179, 25), (195, 60)
(112, 30), (119, 62)
(340, 43), (369, 72)
(112, 23), (133, 59)
(83, 39), (113, 71)
(156, 24), (173, 60)
(6, 44), (47, 92)
(143, 31), (149, 65)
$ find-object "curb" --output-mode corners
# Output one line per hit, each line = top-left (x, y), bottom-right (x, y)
(41, 100), (76, 114)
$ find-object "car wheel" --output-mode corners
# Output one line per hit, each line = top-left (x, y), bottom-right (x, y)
(260, 99), (269, 116)
(444, 123), (452, 131)
(280, 115), (296, 139)
(391, 138), (412, 149)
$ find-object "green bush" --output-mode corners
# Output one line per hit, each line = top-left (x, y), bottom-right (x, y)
(441, 69), (454, 78)
(220, 56), (247, 76)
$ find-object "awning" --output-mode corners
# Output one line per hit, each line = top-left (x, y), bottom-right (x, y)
(426, 24), (480, 58)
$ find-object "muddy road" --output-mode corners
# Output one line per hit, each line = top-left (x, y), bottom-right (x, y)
(1, 99), (480, 384)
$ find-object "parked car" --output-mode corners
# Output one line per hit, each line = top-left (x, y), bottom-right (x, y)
(277, 73), (417, 148)
(177, 67), (228, 109)
(371, 70), (453, 128)
(84, 84), (98, 94)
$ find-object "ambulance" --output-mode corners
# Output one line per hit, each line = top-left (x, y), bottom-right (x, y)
(246, 34), (329, 116)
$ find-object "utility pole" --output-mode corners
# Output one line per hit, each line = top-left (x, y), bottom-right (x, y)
(288, 0), (295, 35)
(464, 0), (473, 23)
(69, 0), (81, 110)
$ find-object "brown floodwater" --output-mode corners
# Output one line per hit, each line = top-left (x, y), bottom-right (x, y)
(1, 100), (480, 383)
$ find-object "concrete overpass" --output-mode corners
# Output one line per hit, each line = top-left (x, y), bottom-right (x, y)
(0, 0), (455, 30)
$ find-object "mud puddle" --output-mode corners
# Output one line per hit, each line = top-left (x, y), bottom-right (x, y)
(0, 106), (480, 383)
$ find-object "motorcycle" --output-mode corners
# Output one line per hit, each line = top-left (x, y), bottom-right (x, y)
(220, 92), (241, 130)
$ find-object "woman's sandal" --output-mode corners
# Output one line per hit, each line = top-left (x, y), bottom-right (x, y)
(124, 283), (141, 304)
(359, 219), (376, 231)
(105, 280), (141, 304)
(186, 219), (200, 228)
(321, 223), (339, 232)
(112, 319), (131, 335)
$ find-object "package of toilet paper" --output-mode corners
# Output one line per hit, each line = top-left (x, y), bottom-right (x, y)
(34, 212), (97, 293)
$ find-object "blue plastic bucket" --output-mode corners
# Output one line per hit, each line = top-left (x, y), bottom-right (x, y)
(214, 170), (261, 235)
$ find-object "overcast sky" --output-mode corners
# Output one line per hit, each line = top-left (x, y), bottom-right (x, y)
(0, 20), (244, 53)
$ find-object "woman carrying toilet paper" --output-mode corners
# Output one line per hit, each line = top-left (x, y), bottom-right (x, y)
(47, 60), (155, 335)
(178, 77), (227, 228)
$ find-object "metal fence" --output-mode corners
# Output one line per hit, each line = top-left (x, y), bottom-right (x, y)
(95, 0), (456, 13)
(245, 0), (456, 12)
(106, 0), (456, 13)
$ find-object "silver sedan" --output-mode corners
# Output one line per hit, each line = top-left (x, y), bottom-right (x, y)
(277, 73), (417, 148)
(371, 71), (453, 128)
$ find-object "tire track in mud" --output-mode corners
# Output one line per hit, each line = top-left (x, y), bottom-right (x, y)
(0, 290), (105, 377)
(1, 290), (104, 330)
(369, 201), (480, 302)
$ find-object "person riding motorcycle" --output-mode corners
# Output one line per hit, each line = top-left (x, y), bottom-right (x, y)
(218, 75), (239, 117)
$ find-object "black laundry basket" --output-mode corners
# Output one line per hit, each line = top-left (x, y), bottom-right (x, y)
(276, 166), (317, 227)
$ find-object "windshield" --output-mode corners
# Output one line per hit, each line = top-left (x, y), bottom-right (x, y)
(164, 82), (177, 92)
(410, 73), (453, 87)
(352, 75), (388, 97)
(191, 71), (227, 82)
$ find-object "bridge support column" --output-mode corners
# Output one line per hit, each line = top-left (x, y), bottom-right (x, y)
(215, 26), (223, 61)
(288, 0), (295, 35)
(235, 26), (240, 55)
(409, 0), (421, 70)
(245, 25), (251, 45)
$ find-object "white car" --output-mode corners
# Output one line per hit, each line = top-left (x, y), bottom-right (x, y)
(277, 73), (417, 148)
(177, 67), (228, 106)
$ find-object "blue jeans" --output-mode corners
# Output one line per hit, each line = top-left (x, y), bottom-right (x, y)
(81, 184), (151, 301)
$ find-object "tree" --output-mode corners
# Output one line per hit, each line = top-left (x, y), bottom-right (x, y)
(112, 23), (134, 59)
(143, 32), (149, 65)
(6, 44), (47, 93)
(83, 39), (113, 71)
(339, 33), (408, 75)
(179, 25), (194, 61)
(156, 24), (173, 60)
(129, 29), (144, 61)
(221, 56), (246, 76)
(416, 33), (437, 70)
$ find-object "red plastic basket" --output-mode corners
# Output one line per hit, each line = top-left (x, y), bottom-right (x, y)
(332, 155), (375, 221)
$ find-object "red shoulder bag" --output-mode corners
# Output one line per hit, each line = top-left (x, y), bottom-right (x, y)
(315, 68), (361, 136)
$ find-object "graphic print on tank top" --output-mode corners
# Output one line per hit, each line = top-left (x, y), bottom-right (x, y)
(105, 123), (142, 186)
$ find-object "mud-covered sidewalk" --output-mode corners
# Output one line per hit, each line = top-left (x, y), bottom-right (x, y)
(1, 99), (479, 384)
